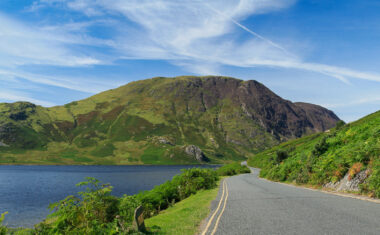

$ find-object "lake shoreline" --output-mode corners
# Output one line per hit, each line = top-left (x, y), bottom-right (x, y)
(1, 165), (219, 228)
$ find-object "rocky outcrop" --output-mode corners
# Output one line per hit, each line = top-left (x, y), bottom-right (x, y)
(153, 136), (174, 145)
(0, 141), (8, 147)
(324, 170), (370, 192)
(184, 145), (208, 162)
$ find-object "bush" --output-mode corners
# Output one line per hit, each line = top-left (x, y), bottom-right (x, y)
(275, 150), (289, 163)
(137, 168), (218, 216)
(296, 166), (310, 184)
(118, 195), (140, 225)
(312, 137), (329, 157)
(365, 159), (380, 198)
(0, 212), (8, 235)
(335, 120), (346, 130)
(217, 163), (250, 176)
(35, 177), (129, 234)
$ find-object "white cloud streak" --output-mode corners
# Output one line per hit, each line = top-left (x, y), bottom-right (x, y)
(0, 69), (116, 94)
(2, 0), (380, 107)
(0, 13), (108, 67)
(322, 96), (380, 109)
(54, 0), (380, 83)
(0, 90), (56, 106)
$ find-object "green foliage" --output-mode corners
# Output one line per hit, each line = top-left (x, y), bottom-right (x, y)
(275, 150), (289, 163)
(364, 158), (380, 198)
(248, 110), (380, 198)
(335, 120), (346, 130)
(311, 136), (329, 157)
(35, 177), (128, 234)
(2, 165), (252, 233)
(216, 163), (251, 176)
(0, 212), (8, 235)
(118, 196), (140, 225)
(137, 168), (218, 217)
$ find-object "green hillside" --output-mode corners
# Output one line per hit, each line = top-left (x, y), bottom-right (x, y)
(248, 111), (380, 197)
(0, 76), (339, 165)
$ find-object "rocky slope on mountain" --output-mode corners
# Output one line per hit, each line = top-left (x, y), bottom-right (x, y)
(0, 76), (340, 164)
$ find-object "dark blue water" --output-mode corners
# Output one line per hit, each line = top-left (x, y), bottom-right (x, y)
(0, 165), (217, 228)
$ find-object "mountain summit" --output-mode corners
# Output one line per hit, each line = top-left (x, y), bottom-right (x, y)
(0, 76), (340, 164)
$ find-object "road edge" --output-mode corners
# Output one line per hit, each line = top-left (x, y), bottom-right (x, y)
(250, 167), (380, 204)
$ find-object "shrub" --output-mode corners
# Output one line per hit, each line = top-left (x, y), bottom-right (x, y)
(36, 177), (127, 234)
(137, 168), (218, 217)
(0, 212), (8, 235)
(118, 195), (141, 226)
(296, 167), (309, 184)
(217, 163), (250, 176)
(275, 150), (289, 163)
(365, 159), (380, 198)
(335, 120), (346, 130)
(348, 162), (363, 180)
(312, 137), (329, 157)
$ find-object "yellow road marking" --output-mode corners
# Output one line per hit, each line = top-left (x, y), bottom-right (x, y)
(201, 180), (226, 235)
(210, 181), (229, 235)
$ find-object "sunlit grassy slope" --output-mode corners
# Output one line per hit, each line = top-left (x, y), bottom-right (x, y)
(248, 111), (380, 197)
(0, 76), (339, 164)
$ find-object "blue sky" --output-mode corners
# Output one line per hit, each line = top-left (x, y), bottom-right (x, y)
(0, 0), (379, 122)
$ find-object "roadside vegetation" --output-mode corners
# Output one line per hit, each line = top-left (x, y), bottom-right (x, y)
(1, 163), (250, 234)
(145, 182), (220, 235)
(248, 111), (380, 198)
(216, 162), (251, 176)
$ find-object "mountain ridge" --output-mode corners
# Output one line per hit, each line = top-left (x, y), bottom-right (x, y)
(0, 76), (340, 164)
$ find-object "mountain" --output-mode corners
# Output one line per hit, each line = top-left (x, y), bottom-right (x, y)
(0, 76), (340, 164)
(248, 110), (380, 198)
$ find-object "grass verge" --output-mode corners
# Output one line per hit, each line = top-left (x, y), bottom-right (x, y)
(145, 181), (220, 235)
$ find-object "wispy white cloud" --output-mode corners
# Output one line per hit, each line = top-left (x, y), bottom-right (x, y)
(46, 0), (380, 84)
(0, 68), (117, 93)
(322, 96), (380, 109)
(2, 0), (380, 109)
(0, 90), (56, 106)
(0, 12), (107, 67)
(0, 10), (118, 100)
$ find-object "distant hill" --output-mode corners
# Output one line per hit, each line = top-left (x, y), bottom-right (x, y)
(0, 76), (339, 164)
(248, 111), (380, 198)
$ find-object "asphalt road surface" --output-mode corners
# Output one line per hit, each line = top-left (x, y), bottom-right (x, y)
(201, 168), (380, 235)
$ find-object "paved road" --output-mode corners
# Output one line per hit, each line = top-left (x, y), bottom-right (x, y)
(201, 168), (380, 235)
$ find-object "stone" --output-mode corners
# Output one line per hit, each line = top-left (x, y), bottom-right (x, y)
(132, 206), (146, 232)
(323, 170), (369, 192)
(157, 136), (174, 145)
(0, 141), (8, 147)
(185, 145), (208, 162)
(151, 136), (174, 145)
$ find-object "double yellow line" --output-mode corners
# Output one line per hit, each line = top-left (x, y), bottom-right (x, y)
(201, 180), (229, 235)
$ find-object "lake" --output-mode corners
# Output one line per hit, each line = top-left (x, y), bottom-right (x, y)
(0, 165), (218, 228)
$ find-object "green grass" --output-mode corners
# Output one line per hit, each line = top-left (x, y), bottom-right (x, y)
(0, 76), (278, 165)
(145, 182), (220, 235)
(0, 75), (334, 165)
(248, 110), (380, 198)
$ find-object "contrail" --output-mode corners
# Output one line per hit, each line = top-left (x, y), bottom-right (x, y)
(202, 3), (357, 83)
(203, 2), (291, 55)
